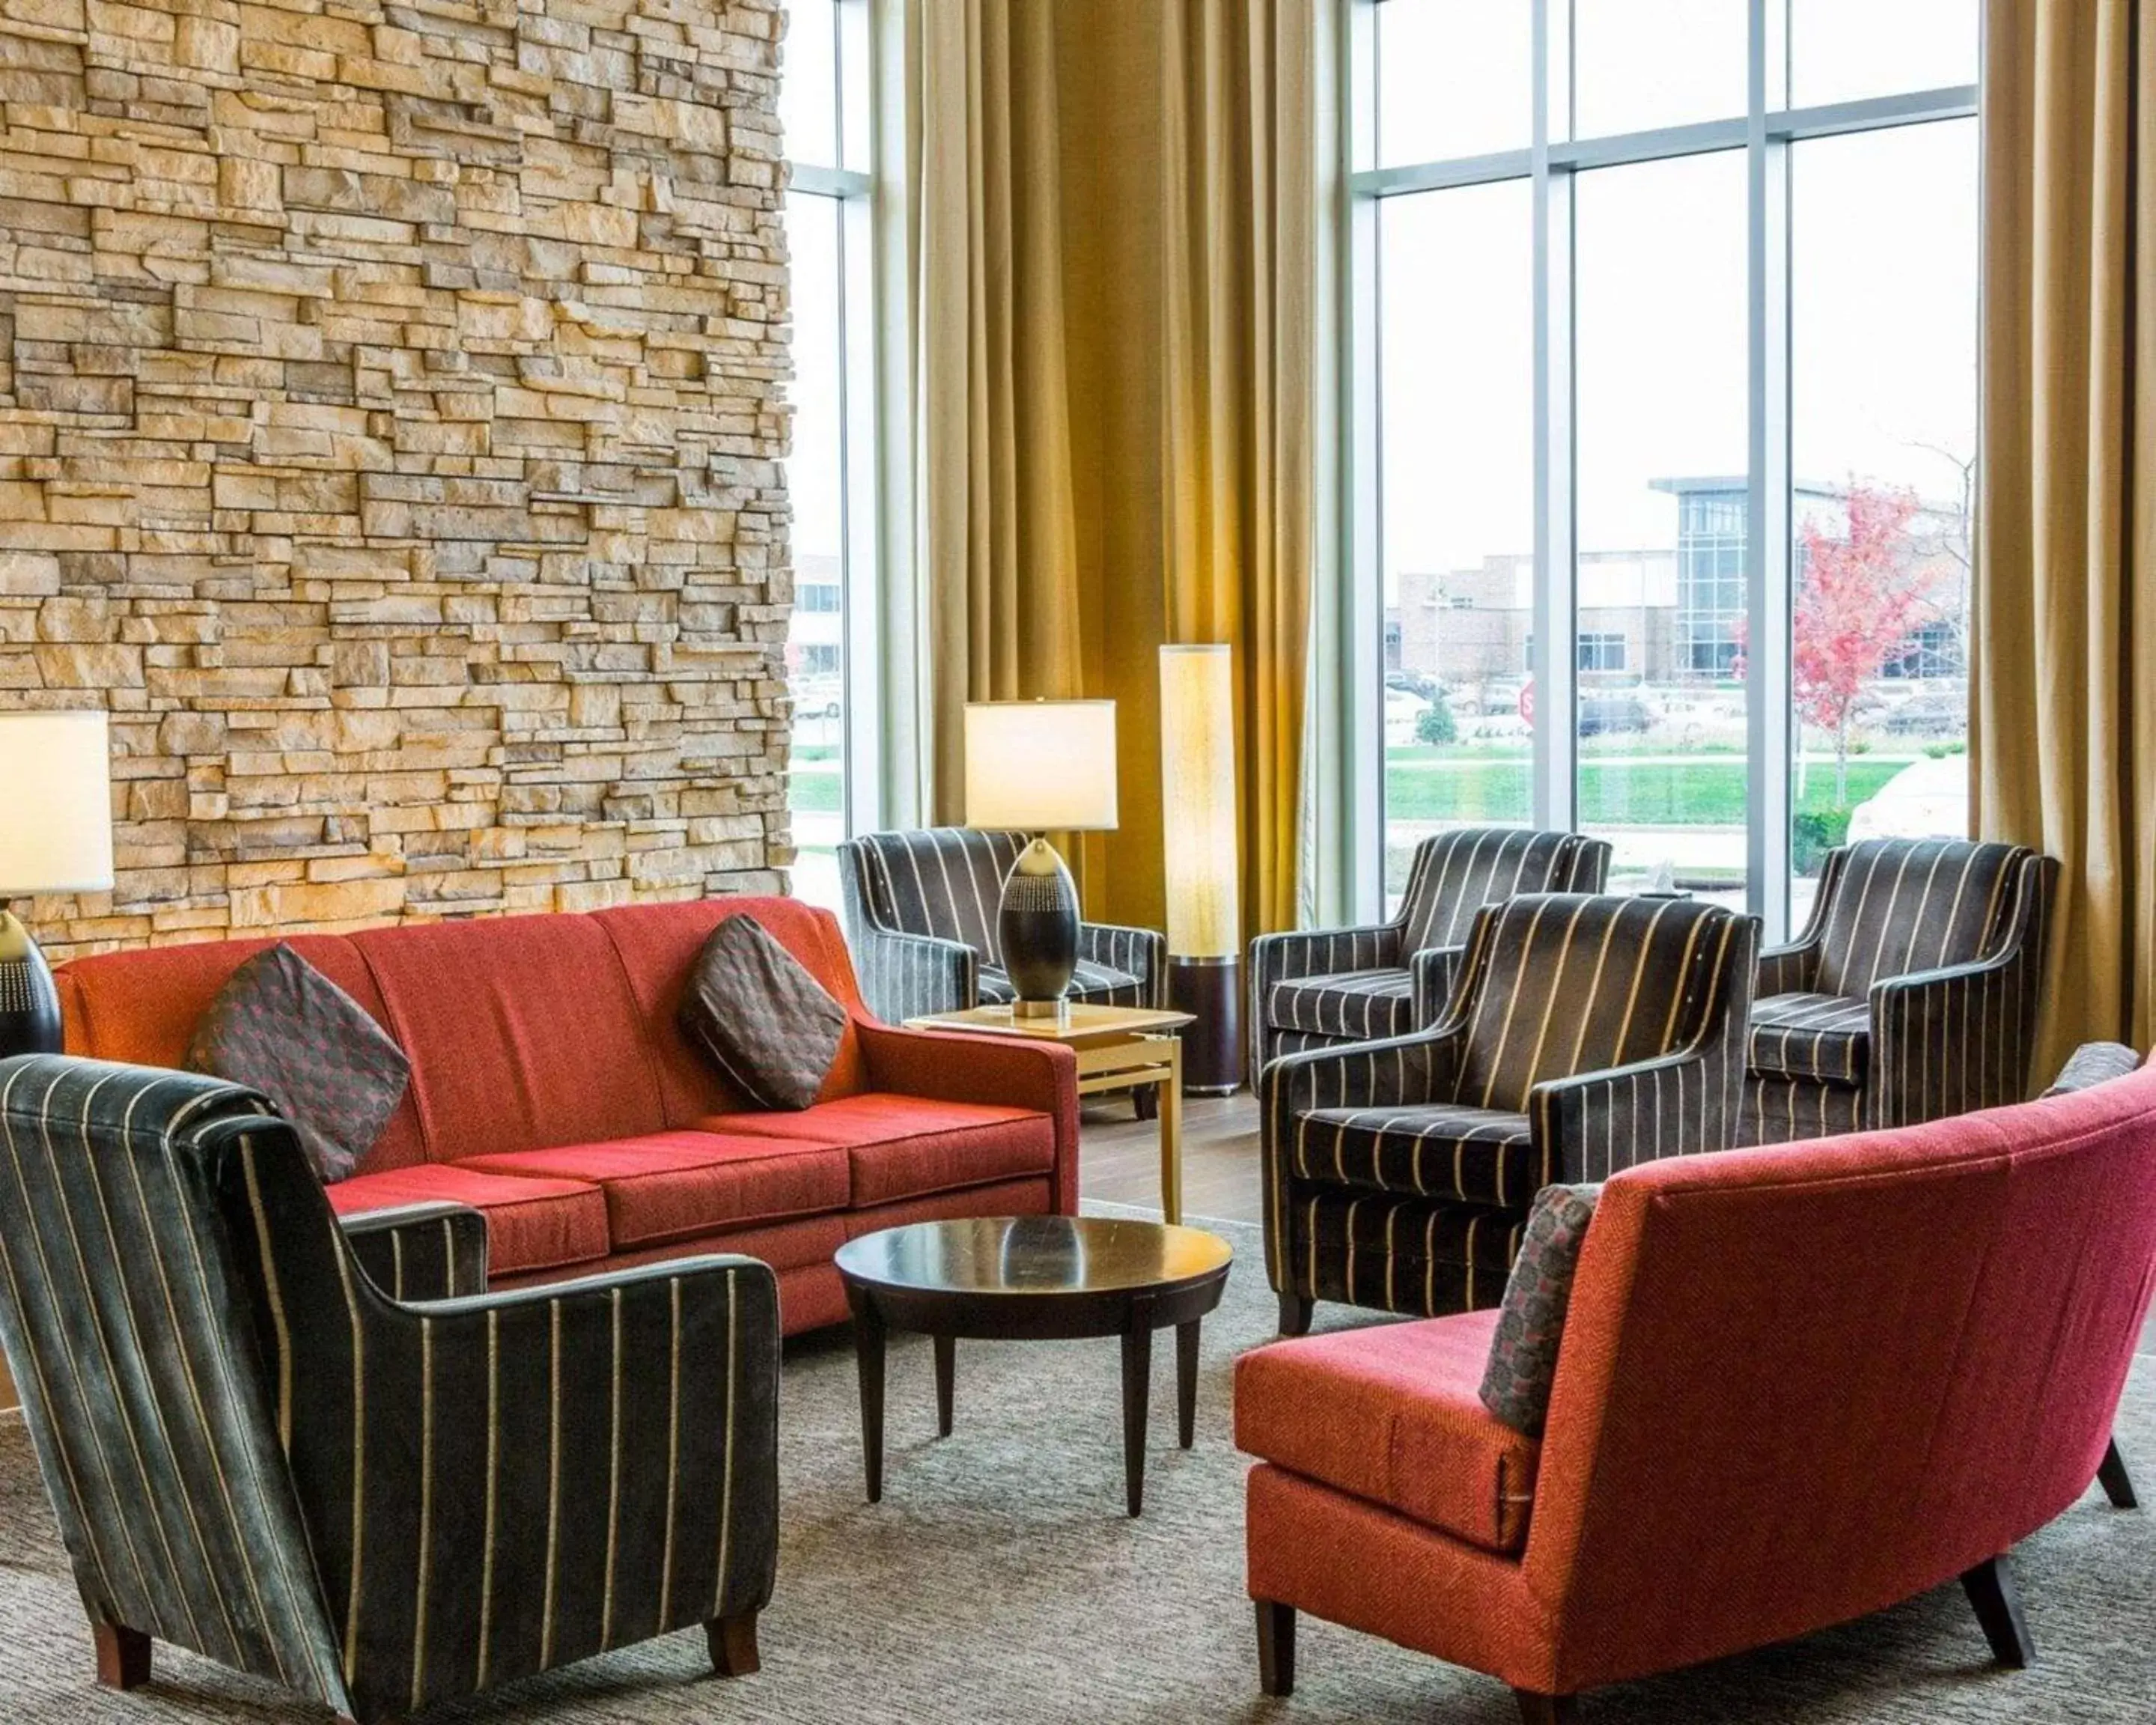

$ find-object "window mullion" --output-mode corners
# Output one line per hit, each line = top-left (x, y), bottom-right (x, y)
(1531, 0), (1577, 834)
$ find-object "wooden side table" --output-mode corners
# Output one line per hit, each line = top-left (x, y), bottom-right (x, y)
(901, 1003), (1196, 1223)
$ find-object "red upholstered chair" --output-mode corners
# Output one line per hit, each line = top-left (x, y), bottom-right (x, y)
(1237, 1052), (2156, 1722)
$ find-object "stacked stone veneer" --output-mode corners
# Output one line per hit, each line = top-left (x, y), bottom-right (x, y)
(0, 0), (794, 960)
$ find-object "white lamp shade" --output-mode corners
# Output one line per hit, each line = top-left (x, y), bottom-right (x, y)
(0, 711), (115, 894)
(1159, 645), (1240, 958)
(963, 700), (1118, 831)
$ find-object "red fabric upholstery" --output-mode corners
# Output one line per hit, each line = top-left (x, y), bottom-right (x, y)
(840, 1175), (1059, 1238)
(1244, 1062), (2156, 1702)
(494, 1213), (851, 1286)
(461, 1131), (851, 1247)
(326, 1163), (609, 1277)
(695, 1093), (1056, 1206)
(1237, 1310), (1538, 1554)
(594, 898), (871, 1122)
(351, 915), (665, 1160)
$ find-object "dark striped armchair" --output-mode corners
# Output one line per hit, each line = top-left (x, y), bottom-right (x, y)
(1739, 838), (2058, 1146)
(1262, 892), (1756, 1335)
(1247, 827), (1610, 1075)
(0, 1056), (778, 1725)
(838, 826), (1166, 1024)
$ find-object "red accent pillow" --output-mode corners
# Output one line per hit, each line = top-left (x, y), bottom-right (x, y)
(1479, 1181), (1602, 1435)
(187, 943), (410, 1183)
(678, 914), (847, 1111)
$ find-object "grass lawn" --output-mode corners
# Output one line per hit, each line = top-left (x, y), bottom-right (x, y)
(787, 771), (842, 814)
(1384, 754), (1907, 826)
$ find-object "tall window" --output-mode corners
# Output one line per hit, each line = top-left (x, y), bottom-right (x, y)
(1355, 1), (1977, 933)
(781, 0), (874, 908)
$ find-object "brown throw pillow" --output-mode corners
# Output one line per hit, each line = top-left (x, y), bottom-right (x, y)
(1479, 1182), (1603, 1437)
(679, 913), (847, 1111)
(187, 943), (410, 1184)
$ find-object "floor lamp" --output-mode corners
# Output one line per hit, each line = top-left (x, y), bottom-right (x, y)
(1, 711), (115, 1058)
(1159, 646), (1243, 1094)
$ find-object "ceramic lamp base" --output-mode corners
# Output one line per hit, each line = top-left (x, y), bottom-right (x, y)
(0, 910), (62, 1059)
(996, 836), (1080, 1011)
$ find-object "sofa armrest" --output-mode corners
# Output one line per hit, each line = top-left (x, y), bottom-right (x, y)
(1247, 922), (1405, 1072)
(1869, 945), (2035, 1127)
(338, 1200), (488, 1300)
(1529, 1047), (1733, 1184)
(1755, 939), (1819, 1000)
(847, 927), (980, 1025)
(856, 1021), (1082, 1214)
(1079, 921), (1168, 1006)
(1407, 943), (1468, 1026)
(2044, 1042), (2146, 1096)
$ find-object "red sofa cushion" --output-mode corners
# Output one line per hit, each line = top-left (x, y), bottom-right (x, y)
(1237, 1309), (1540, 1555)
(460, 1131), (852, 1249)
(351, 915), (666, 1161)
(594, 898), (871, 1123)
(57, 934), (430, 1172)
(327, 1163), (609, 1277)
(695, 1092), (1056, 1206)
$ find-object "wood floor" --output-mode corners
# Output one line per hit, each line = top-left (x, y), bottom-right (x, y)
(1079, 1091), (1262, 1225)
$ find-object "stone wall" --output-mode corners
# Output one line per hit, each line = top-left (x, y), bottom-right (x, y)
(0, 0), (795, 960)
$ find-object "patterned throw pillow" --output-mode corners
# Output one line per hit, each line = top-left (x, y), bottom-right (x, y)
(1479, 1182), (1604, 1437)
(679, 914), (848, 1111)
(187, 944), (411, 1184)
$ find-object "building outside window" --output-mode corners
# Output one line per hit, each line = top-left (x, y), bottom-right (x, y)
(1355, 0), (1977, 931)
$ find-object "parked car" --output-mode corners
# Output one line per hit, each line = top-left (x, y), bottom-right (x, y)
(1880, 690), (1966, 737)
(1577, 693), (1653, 737)
(791, 674), (843, 720)
(1386, 668), (1437, 701)
(1383, 687), (1431, 745)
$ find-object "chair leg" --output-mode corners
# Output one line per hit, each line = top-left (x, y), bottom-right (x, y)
(2099, 1437), (2139, 1509)
(1961, 1555), (2034, 1668)
(1514, 1692), (1581, 1725)
(1255, 1600), (1295, 1697)
(1277, 1292), (1315, 1338)
(706, 1610), (761, 1677)
(92, 1622), (150, 1691)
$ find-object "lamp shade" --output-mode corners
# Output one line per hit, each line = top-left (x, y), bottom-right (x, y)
(1159, 646), (1239, 958)
(0, 711), (115, 894)
(963, 701), (1118, 831)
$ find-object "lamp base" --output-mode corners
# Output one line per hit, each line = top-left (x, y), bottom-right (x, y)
(1169, 955), (1244, 1095)
(996, 837), (1080, 1011)
(0, 910), (62, 1060)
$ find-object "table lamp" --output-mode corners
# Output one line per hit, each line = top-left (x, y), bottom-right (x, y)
(1160, 645), (1243, 1093)
(963, 699), (1118, 1017)
(0, 711), (114, 1059)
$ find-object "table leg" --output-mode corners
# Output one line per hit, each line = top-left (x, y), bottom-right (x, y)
(933, 1333), (955, 1438)
(1159, 1037), (1184, 1226)
(1176, 1319), (1201, 1449)
(1121, 1320), (1151, 1518)
(848, 1288), (886, 1503)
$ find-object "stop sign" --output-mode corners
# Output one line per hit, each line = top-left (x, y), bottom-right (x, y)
(1518, 678), (1535, 727)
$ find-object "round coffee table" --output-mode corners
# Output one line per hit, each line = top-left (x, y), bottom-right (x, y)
(834, 1215), (1234, 1517)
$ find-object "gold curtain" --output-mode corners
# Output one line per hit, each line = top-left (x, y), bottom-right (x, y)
(1975, 0), (2156, 1067)
(909, 0), (1315, 942)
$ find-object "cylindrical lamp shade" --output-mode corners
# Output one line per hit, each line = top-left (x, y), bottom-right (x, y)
(1158, 647), (1239, 958)
(0, 711), (115, 894)
(963, 701), (1118, 832)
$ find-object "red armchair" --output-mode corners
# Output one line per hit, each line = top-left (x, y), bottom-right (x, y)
(1237, 1052), (2156, 1721)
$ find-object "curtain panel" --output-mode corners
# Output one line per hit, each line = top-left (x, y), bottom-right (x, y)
(1976, 0), (2156, 1066)
(901, 0), (1315, 943)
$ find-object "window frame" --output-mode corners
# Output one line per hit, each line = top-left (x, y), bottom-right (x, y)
(1341, 0), (1976, 940)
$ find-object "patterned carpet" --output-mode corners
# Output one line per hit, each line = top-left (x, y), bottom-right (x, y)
(1, 1210), (2152, 1724)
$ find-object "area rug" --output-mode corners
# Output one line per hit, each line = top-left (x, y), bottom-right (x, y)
(1, 1208), (2152, 1724)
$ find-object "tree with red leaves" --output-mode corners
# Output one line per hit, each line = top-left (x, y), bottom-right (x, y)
(1794, 482), (1938, 803)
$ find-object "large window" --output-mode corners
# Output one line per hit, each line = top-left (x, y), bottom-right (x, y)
(1356, 1), (1977, 934)
(781, 0), (874, 909)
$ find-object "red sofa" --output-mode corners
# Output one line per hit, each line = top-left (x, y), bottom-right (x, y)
(55, 896), (1079, 1333)
(1237, 1054), (2156, 1720)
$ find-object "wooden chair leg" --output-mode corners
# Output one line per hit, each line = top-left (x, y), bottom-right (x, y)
(706, 1610), (761, 1677)
(1961, 1555), (2034, 1668)
(2099, 1437), (2139, 1509)
(1514, 1691), (1581, 1724)
(1255, 1599), (1295, 1697)
(1277, 1292), (1315, 1338)
(92, 1622), (150, 1691)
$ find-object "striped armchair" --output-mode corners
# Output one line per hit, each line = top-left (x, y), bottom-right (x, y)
(0, 1056), (778, 1725)
(1262, 892), (1756, 1335)
(1739, 838), (2058, 1146)
(1247, 827), (1610, 1076)
(838, 826), (1166, 1025)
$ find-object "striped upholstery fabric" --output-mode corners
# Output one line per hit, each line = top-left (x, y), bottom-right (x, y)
(1247, 827), (1610, 1074)
(0, 1056), (779, 1725)
(340, 1201), (490, 1303)
(838, 827), (1165, 1024)
(1262, 892), (1755, 1325)
(1739, 840), (2058, 1146)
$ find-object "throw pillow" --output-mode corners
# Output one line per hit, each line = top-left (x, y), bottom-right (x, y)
(1479, 1181), (1604, 1437)
(679, 914), (848, 1110)
(187, 944), (411, 1184)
